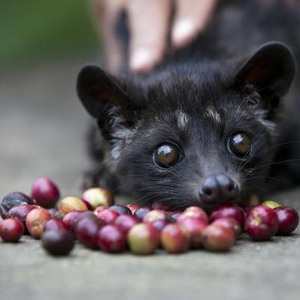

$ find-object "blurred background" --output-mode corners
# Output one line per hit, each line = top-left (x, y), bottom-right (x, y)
(0, 1), (98, 69)
(0, 1), (100, 197)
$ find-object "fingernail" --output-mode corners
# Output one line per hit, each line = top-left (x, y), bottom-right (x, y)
(172, 18), (195, 48)
(130, 48), (154, 73)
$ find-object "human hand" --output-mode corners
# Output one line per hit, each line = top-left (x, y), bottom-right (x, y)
(91, 0), (218, 73)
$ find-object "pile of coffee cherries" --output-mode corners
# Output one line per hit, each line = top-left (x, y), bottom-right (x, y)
(0, 178), (299, 256)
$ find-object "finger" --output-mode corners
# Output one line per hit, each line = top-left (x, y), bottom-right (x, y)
(90, 0), (126, 73)
(172, 0), (218, 48)
(128, 0), (171, 73)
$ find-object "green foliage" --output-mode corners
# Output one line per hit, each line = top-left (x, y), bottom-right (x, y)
(0, 1), (99, 66)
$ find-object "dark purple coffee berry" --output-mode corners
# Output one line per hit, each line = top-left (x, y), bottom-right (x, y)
(44, 219), (70, 232)
(7, 204), (36, 227)
(75, 218), (103, 249)
(42, 230), (74, 256)
(109, 205), (132, 215)
(133, 207), (151, 221)
(1, 192), (34, 219)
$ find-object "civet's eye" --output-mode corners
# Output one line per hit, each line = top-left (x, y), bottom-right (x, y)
(228, 132), (252, 158)
(153, 143), (181, 168)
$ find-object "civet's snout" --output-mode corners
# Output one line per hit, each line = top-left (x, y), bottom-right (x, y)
(199, 174), (239, 206)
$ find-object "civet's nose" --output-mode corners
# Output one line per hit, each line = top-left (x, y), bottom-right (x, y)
(199, 174), (239, 205)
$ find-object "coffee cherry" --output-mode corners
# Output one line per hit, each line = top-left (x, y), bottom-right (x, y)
(44, 219), (70, 232)
(1, 192), (34, 219)
(7, 204), (36, 228)
(185, 206), (208, 221)
(58, 197), (88, 214)
(94, 206), (108, 217)
(108, 205), (132, 215)
(161, 224), (189, 253)
(31, 177), (60, 208)
(96, 209), (119, 224)
(62, 211), (82, 231)
(177, 206), (208, 224)
(178, 218), (207, 248)
(133, 207), (151, 221)
(42, 230), (74, 256)
(143, 210), (167, 224)
(211, 217), (242, 238)
(26, 208), (51, 238)
(114, 215), (139, 235)
(245, 205), (279, 241)
(97, 225), (126, 252)
(202, 225), (235, 252)
(75, 218), (103, 249)
(274, 206), (299, 235)
(0, 219), (24, 242)
(76, 211), (100, 223)
(82, 188), (114, 209)
(209, 204), (245, 228)
(127, 224), (160, 255)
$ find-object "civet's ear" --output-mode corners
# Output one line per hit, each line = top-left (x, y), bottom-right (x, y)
(77, 65), (130, 119)
(235, 42), (296, 99)
(77, 65), (144, 140)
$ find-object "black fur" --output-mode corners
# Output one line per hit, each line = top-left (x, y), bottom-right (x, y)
(77, 0), (300, 210)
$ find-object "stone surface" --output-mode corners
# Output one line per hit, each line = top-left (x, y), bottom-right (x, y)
(0, 60), (300, 300)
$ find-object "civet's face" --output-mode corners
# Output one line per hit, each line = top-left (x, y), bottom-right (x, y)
(77, 43), (295, 210)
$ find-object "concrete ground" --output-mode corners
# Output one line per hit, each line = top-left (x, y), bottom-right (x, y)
(0, 59), (300, 300)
